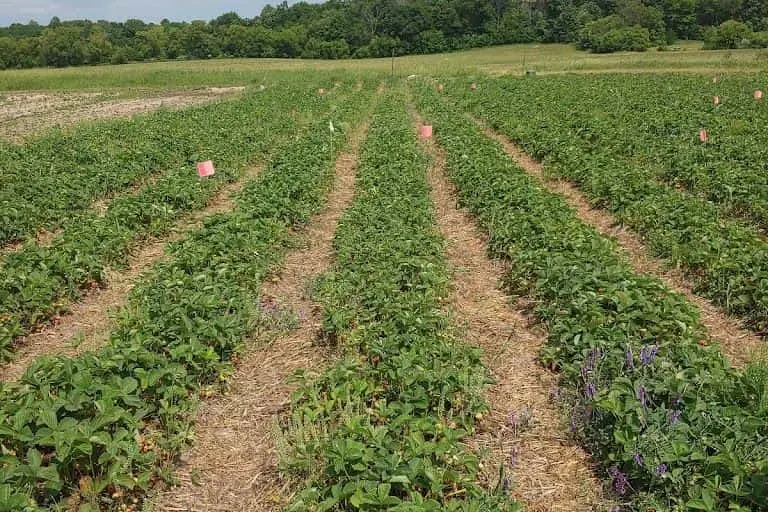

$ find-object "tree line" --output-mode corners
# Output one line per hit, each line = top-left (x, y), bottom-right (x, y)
(0, 0), (766, 69)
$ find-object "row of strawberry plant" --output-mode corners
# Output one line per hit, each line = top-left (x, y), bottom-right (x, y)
(0, 82), (351, 362)
(462, 73), (768, 231)
(280, 87), (518, 512)
(0, 84), (374, 511)
(0, 74), (316, 246)
(448, 76), (768, 337)
(415, 82), (768, 512)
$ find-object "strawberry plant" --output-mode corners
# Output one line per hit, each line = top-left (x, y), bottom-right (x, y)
(448, 74), (768, 338)
(0, 78), (374, 510)
(281, 85), (519, 512)
(0, 78), (350, 361)
(414, 81), (768, 512)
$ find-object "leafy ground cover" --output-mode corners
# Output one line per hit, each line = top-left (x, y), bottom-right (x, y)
(0, 81), (373, 511)
(461, 73), (768, 230)
(0, 83), (270, 246)
(415, 81), (768, 511)
(448, 74), (768, 336)
(279, 86), (519, 511)
(0, 79), (351, 362)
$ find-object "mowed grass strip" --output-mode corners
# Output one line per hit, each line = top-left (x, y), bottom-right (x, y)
(414, 81), (768, 511)
(0, 83), (374, 511)
(279, 85), (519, 511)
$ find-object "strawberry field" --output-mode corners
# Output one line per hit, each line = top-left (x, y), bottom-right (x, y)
(0, 70), (766, 512)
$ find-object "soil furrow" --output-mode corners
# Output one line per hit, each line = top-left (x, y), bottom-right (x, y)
(0, 87), (245, 142)
(0, 166), (263, 382)
(414, 114), (607, 511)
(150, 121), (368, 512)
(479, 122), (763, 369)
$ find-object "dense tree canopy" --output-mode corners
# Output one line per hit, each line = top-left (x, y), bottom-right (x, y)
(0, 0), (766, 68)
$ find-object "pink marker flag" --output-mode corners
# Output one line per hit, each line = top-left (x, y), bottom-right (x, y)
(755, 90), (763, 100)
(713, 96), (720, 105)
(420, 125), (433, 138)
(197, 160), (215, 178)
(699, 129), (708, 143)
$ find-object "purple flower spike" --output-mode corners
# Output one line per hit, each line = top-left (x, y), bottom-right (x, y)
(608, 467), (630, 495)
(656, 463), (668, 476)
(632, 452), (644, 466)
(636, 386), (648, 408)
(609, 507), (621, 512)
(625, 348), (634, 370)
(587, 348), (601, 368)
(640, 344), (659, 367)
(508, 410), (517, 428)
(585, 382), (597, 399)
(509, 447), (518, 468)
(669, 410), (682, 425)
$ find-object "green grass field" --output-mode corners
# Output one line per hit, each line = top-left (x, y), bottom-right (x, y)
(1, 42), (767, 91)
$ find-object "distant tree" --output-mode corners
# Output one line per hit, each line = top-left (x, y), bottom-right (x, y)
(212, 12), (245, 27)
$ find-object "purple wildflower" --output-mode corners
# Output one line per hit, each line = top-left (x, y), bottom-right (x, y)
(656, 463), (668, 476)
(669, 410), (682, 425)
(672, 393), (682, 406)
(640, 344), (659, 367)
(625, 348), (634, 370)
(509, 447), (518, 468)
(609, 507), (621, 512)
(508, 410), (517, 428)
(502, 478), (510, 493)
(608, 466), (630, 495)
(636, 386), (648, 408)
(585, 382), (597, 399)
(632, 452), (644, 466)
(587, 348), (601, 369)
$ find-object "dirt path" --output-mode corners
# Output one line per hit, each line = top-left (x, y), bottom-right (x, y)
(0, 87), (244, 142)
(413, 114), (607, 511)
(479, 123), (763, 368)
(149, 121), (368, 512)
(0, 166), (262, 382)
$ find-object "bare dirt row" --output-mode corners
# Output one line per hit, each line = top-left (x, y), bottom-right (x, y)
(0, 87), (244, 142)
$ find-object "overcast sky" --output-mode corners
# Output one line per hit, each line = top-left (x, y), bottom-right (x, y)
(0, 0), (285, 26)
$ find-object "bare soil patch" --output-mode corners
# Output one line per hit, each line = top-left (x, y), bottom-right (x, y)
(0, 87), (244, 142)
(0, 165), (263, 382)
(480, 123), (763, 368)
(414, 112), (607, 510)
(150, 121), (369, 512)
